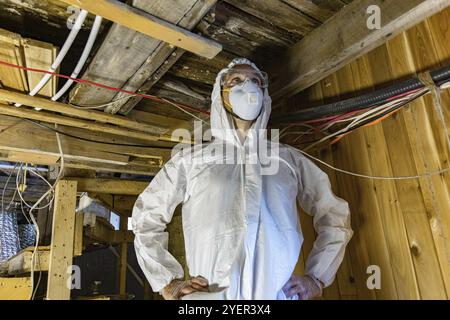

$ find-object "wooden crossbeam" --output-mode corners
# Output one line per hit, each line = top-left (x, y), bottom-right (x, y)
(0, 103), (160, 143)
(0, 89), (166, 136)
(60, 0), (222, 59)
(267, 0), (450, 103)
(74, 178), (148, 195)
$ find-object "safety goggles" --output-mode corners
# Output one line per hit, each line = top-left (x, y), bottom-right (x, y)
(221, 68), (269, 89)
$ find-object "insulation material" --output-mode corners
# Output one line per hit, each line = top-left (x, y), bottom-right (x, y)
(0, 211), (20, 263)
(18, 224), (36, 250)
(77, 194), (110, 221)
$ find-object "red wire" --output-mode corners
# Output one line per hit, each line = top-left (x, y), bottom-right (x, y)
(0, 60), (211, 116)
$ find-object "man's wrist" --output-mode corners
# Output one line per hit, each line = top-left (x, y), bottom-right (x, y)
(306, 274), (324, 291)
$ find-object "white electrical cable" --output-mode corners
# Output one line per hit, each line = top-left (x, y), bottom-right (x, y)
(296, 147), (450, 180)
(52, 15), (102, 101)
(15, 10), (88, 108)
(16, 164), (54, 210)
(161, 98), (210, 125)
(292, 82), (450, 180)
(22, 125), (65, 300)
(68, 95), (132, 109)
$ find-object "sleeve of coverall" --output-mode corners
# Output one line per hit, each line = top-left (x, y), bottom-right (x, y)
(131, 152), (186, 293)
(295, 154), (353, 288)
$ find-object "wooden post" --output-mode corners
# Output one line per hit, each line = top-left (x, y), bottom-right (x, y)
(73, 212), (84, 257)
(46, 180), (77, 300)
(118, 215), (128, 296)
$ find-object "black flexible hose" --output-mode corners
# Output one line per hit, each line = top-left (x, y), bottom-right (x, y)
(271, 64), (450, 124)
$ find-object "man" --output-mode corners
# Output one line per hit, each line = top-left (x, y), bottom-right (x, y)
(132, 58), (353, 300)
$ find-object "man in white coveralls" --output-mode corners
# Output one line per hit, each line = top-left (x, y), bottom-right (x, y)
(132, 58), (353, 300)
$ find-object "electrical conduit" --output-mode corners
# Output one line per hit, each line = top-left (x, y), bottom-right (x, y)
(16, 9), (88, 108)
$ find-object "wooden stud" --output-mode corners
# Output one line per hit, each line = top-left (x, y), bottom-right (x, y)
(46, 180), (77, 300)
(118, 215), (128, 296)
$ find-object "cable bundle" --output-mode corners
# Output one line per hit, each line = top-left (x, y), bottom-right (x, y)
(279, 76), (449, 151)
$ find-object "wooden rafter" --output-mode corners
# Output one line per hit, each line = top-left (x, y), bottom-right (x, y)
(267, 0), (450, 104)
(59, 0), (221, 59)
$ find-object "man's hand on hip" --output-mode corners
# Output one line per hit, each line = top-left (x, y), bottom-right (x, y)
(161, 275), (209, 300)
(282, 275), (323, 300)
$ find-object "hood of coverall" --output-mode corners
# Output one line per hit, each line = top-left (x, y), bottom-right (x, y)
(210, 58), (272, 145)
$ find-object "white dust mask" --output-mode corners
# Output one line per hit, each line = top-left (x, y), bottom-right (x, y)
(226, 79), (263, 121)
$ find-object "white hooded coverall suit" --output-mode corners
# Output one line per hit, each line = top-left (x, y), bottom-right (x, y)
(132, 58), (353, 300)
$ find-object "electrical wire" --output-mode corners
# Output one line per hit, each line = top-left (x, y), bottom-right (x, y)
(296, 147), (450, 180)
(290, 80), (450, 180)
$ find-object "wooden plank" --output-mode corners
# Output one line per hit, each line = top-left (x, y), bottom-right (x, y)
(73, 213), (84, 257)
(85, 220), (134, 244)
(106, 0), (218, 114)
(281, 0), (337, 23)
(118, 215), (128, 295)
(64, 161), (160, 177)
(0, 89), (167, 136)
(0, 115), (130, 166)
(88, 193), (136, 217)
(46, 180), (77, 300)
(401, 21), (450, 296)
(334, 64), (397, 299)
(5, 248), (50, 275)
(21, 38), (57, 97)
(0, 103), (160, 143)
(0, 28), (28, 93)
(0, 277), (32, 300)
(60, 0), (222, 59)
(267, 0), (450, 103)
(354, 52), (420, 299)
(224, 0), (319, 36)
(74, 178), (148, 195)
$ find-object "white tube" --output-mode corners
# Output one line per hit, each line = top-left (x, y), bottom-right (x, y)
(16, 9), (88, 108)
(52, 15), (102, 101)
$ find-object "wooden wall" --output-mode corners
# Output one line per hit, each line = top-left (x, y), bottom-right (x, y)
(290, 7), (450, 300)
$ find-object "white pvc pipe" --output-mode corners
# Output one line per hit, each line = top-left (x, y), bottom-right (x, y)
(16, 9), (88, 108)
(52, 15), (102, 102)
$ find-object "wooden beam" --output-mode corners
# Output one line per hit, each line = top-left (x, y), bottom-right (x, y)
(73, 213), (84, 257)
(0, 115), (172, 165)
(88, 193), (136, 217)
(60, 0), (221, 59)
(0, 28), (28, 94)
(118, 215), (128, 295)
(64, 161), (160, 177)
(46, 180), (77, 300)
(105, 0), (218, 114)
(0, 103), (160, 143)
(85, 220), (134, 244)
(0, 277), (31, 300)
(21, 38), (57, 98)
(74, 178), (148, 195)
(0, 116), (130, 166)
(0, 89), (167, 136)
(267, 0), (450, 103)
(0, 247), (50, 275)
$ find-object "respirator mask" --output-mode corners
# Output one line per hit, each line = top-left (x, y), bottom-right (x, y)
(221, 67), (268, 121)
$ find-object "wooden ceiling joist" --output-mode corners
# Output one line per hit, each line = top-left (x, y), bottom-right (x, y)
(0, 115), (167, 175)
(68, 0), (218, 114)
(267, 0), (450, 103)
(60, 0), (221, 59)
(0, 103), (161, 143)
(0, 89), (167, 136)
